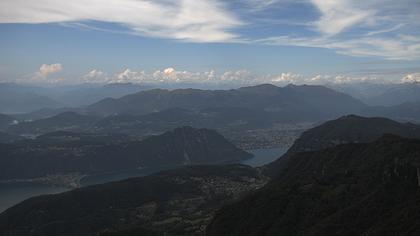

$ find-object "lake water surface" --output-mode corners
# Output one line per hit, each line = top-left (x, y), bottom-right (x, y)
(243, 147), (287, 167)
(0, 147), (287, 213)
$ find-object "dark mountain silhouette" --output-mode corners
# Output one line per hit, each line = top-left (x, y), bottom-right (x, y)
(0, 126), (251, 180)
(92, 107), (275, 136)
(0, 131), (23, 143)
(8, 84), (367, 136)
(0, 165), (267, 236)
(92, 108), (205, 135)
(286, 115), (420, 155)
(265, 115), (420, 177)
(207, 135), (420, 236)
(0, 113), (15, 130)
(7, 106), (276, 137)
(33, 130), (132, 145)
(87, 84), (366, 122)
(7, 112), (99, 135)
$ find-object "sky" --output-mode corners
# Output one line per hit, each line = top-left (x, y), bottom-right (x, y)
(0, 0), (420, 86)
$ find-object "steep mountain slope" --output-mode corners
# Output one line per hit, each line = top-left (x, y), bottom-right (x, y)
(87, 84), (366, 122)
(0, 165), (268, 236)
(207, 135), (420, 236)
(0, 127), (251, 180)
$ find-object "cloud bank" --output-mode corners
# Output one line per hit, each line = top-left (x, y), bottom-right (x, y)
(76, 67), (418, 87)
(8, 63), (418, 86)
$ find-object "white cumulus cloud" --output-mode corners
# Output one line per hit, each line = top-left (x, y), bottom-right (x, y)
(39, 63), (63, 77)
(271, 73), (301, 84)
(77, 67), (406, 87)
(81, 69), (106, 83)
(26, 63), (64, 84)
(402, 73), (420, 83)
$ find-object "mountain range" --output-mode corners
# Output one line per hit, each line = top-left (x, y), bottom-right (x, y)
(0, 84), (374, 140)
(0, 126), (251, 180)
(7, 112), (99, 135)
(2, 84), (420, 142)
(87, 84), (365, 122)
(264, 115), (420, 177)
(2, 115), (420, 235)
(3, 82), (420, 125)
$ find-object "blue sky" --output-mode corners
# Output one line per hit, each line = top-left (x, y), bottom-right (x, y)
(0, 0), (419, 86)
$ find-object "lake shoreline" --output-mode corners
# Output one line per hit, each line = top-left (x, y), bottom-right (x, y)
(0, 147), (287, 213)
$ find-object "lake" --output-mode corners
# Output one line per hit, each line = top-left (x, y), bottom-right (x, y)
(243, 147), (287, 167)
(0, 147), (287, 213)
(0, 182), (67, 213)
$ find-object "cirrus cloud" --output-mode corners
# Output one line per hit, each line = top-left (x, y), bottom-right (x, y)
(1, 0), (419, 60)
(81, 69), (106, 83)
(0, 0), (242, 43)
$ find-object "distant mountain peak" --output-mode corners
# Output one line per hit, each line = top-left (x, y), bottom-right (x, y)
(338, 114), (368, 120)
(241, 83), (279, 89)
(286, 115), (420, 155)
